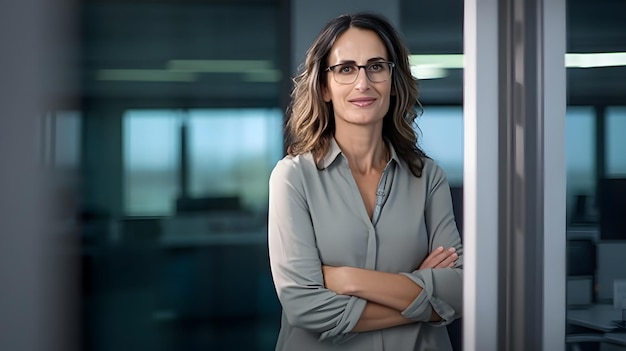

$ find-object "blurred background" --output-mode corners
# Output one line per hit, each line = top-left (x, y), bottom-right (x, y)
(1, 0), (625, 350)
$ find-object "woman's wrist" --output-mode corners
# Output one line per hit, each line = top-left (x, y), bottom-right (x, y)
(335, 267), (382, 296)
(341, 266), (364, 296)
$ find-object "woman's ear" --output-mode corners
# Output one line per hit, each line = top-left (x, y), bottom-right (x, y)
(322, 85), (331, 102)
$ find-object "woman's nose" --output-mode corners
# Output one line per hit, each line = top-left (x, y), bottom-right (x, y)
(353, 67), (370, 90)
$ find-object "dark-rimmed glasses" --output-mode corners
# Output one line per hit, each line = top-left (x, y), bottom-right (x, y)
(325, 61), (395, 84)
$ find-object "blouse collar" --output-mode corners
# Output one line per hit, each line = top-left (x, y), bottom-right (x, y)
(319, 137), (403, 170)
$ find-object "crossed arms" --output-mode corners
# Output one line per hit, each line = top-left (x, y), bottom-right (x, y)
(322, 246), (458, 332)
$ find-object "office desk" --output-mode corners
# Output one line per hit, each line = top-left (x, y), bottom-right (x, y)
(603, 333), (626, 351)
(567, 305), (626, 351)
(568, 304), (624, 332)
(605, 332), (626, 345)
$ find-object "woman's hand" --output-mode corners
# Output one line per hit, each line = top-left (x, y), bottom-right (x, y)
(419, 246), (458, 270)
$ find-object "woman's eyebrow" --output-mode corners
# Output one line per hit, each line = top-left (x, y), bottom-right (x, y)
(331, 59), (356, 65)
(367, 57), (388, 62)
(331, 57), (388, 65)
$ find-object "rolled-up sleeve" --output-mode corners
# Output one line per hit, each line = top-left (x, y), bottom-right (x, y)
(268, 158), (366, 341)
(400, 163), (463, 325)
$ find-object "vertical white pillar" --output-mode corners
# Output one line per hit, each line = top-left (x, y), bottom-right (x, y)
(0, 1), (79, 351)
(464, 0), (567, 350)
(542, 0), (567, 350)
(463, 1), (500, 350)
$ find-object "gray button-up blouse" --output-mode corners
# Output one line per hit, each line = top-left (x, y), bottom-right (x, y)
(268, 138), (463, 351)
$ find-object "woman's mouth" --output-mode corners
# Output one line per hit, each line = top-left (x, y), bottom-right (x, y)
(349, 97), (376, 107)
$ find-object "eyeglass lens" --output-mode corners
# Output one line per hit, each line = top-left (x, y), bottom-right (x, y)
(329, 62), (392, 84)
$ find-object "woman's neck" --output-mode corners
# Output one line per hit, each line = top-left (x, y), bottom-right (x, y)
(334, 127), (388, 175)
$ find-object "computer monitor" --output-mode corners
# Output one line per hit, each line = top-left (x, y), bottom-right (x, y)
(596, 241), (626, 303)
(596, 178), (626, 303)
(598, 178), (626, 241)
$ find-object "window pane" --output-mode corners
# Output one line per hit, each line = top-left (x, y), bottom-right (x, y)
(606, 106), (626, 176)
(565, 106), (596, 224)
(54, 111), (82, 169)
(123, 110), (180, 215)
(187, 108), (284, 212)
(417, 106), (464, 185)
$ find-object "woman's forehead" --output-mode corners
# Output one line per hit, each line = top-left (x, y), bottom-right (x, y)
(328, 27), (388, 63)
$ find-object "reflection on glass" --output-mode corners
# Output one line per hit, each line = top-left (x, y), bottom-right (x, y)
(123, 108), (284, 216)
(188, 108), (284, 212)
(417, 106), (464, 185)
(124, 110), (181, 215)
(565, 106), (596, 225)
(606, 107), (626, 176)
(54, 111), (82, 169)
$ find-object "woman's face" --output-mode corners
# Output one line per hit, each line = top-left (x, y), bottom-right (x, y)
(322, 27), (392, 129)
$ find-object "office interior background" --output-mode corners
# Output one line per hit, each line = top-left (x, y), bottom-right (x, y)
(0, 0), (625, 350)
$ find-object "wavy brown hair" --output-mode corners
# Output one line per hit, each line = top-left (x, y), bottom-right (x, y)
(285, 12), (427, 177)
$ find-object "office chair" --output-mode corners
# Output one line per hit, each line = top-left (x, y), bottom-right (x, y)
(567, 238), (596, 306)
(566, 239), (601, 351)
(565, 333), (604, 351)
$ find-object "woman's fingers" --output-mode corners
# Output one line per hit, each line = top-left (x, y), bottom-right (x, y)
(419, 246), (458, 269)
(438, 247), (458, 268)
(419, 246), (444, 269)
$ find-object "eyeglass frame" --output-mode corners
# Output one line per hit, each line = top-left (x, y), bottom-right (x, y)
(324, 61), (395, 84)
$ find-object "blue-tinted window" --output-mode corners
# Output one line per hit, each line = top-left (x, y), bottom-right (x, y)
(123, 110), (181, 215)
(53, 111), (82, 170)
(187, 108), (284, 212)
(123, 108), (284, 216)
(606, 106), (626, 176)
(565, 106), (596, 224)
(417, 106), (464, 185)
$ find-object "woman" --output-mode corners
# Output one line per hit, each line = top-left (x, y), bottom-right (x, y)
(268, 12), (463, 351)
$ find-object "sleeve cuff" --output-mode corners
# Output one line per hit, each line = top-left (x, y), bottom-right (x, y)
(399, 270), (457, 325)
(319, 295), (367, 343)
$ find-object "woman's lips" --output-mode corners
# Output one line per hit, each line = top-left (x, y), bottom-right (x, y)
(349, 97), (376, 107)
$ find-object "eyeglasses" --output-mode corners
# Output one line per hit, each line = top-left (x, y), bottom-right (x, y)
(325, 61), (395, 84)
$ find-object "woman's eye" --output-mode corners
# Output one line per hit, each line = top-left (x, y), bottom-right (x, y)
(339, 65), (354, 74)
(368, 63), (383, 71)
